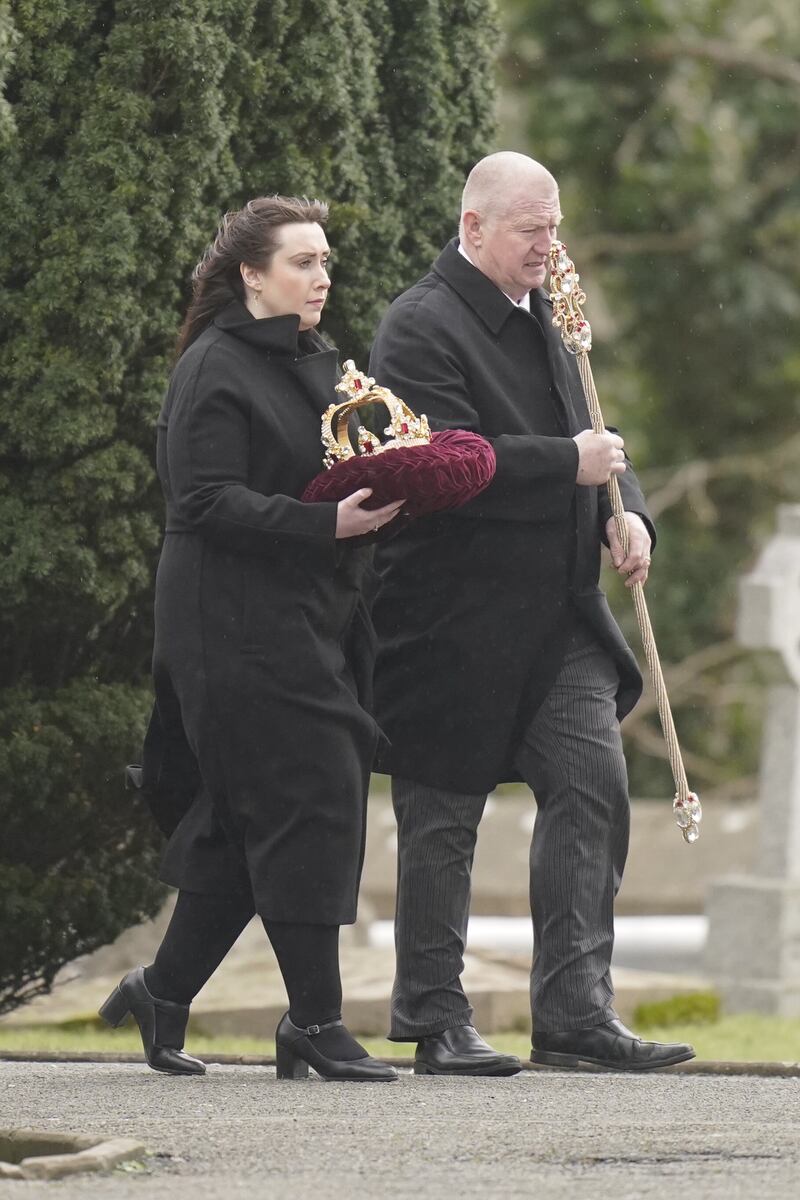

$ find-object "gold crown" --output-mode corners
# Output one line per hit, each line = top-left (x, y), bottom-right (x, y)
(321, 360), (431, 468)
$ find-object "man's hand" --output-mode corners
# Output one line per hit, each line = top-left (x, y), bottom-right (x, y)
(606, 512), (652, 587)
(573, 429), (626, 486)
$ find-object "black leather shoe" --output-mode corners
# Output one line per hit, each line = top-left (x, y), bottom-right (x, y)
(98, 966), (206, 1076)
(532, 1018), (695, 1071)
(414, 1025), (522, 1076)
(275, 1013), (398, 1082)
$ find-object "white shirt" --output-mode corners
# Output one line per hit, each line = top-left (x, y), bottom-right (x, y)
(458, 242), (531, 312)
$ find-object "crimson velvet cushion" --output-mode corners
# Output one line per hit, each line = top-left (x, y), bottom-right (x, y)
(301, 428), (496, 518)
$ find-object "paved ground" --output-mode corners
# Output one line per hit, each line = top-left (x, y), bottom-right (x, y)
(1, 1061), (798, 1199)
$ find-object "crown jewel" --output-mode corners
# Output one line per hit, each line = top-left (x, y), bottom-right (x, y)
(321, 360), (431, 468)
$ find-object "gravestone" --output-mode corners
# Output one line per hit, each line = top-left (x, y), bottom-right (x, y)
(705, 504), (800, 1014)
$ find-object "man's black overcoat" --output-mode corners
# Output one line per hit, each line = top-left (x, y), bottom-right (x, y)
(369, 240), (654, 794)
(151, 300), (380, 924)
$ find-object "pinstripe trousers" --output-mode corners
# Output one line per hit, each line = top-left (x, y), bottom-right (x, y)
(388, 620), (630, 1038)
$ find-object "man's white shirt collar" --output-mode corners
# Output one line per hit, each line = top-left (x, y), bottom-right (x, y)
(458, 242), (531, 312)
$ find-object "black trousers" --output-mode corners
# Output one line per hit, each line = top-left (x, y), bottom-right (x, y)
(389, 626), (630, 1038)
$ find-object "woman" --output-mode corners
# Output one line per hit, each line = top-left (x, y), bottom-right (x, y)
(99, 196), (402, 1082)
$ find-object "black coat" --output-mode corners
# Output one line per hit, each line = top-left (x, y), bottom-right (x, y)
(369, 240), (653, 793)
(149, 300), (380, 924)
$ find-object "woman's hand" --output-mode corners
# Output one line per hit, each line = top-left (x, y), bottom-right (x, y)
(335, 489), (406, 539)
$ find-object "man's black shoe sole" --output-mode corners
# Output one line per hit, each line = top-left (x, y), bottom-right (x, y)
(530, 1048), (696, 1072)
(414, 1060), (522, 1077)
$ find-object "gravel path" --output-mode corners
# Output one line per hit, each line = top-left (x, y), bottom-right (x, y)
(1, 1062), (797, 1198)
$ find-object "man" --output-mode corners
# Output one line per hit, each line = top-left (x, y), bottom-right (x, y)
(369, 152), (695, 1075)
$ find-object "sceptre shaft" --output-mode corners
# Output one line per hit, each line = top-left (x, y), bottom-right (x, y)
(548, 240), (702, 844)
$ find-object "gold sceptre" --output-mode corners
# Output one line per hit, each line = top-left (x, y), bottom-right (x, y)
(548, 240), (702, 844)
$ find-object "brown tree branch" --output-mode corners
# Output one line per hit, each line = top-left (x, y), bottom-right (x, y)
(646, 35), (800, 88)
(641, 434), (800, 520)
(506, 34), (800, 89)
(620, 639), (762, 785)
(620, 640), (746, 736)
(624, 719), (728, 783)
(570, 228), (701, 262)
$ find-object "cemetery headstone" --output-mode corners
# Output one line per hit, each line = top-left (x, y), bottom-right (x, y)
(705, 505), (800, 1014)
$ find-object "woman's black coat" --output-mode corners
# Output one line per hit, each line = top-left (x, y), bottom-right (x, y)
(149, 300), (380, 924)
(369, 240), (654, 794)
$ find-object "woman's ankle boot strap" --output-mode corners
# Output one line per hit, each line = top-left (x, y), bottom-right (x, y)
(303, 1018), (343, 1036)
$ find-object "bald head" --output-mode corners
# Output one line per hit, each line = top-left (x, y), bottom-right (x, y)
(459, 152), (563, 302)
(461, 152), (560, 225)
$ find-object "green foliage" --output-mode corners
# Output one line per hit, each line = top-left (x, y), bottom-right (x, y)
(228, 0), (498, 357)
(0, 2), (16, 143)
(0, 681), (161, 1015)
(634, 990), (721, 1029)
(500, 0), (800, 796)
(0, 0), (497, 1013)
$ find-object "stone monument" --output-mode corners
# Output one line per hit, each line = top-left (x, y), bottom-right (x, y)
(705, 504), (800, 1014)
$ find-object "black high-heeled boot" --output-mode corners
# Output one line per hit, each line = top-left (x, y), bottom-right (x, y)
(275, 1013), (398, 1082)
(98, 966), (206, 1076)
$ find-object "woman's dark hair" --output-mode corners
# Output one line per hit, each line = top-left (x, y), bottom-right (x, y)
(175, 194), (329, 358)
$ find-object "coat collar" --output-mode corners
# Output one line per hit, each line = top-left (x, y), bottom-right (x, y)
(214, 299), (304, 354)
(432, 239), (517, 335)
(434, 239), (559, 337)
(214, 301), (339, 415)
(434, 240), (582, 434)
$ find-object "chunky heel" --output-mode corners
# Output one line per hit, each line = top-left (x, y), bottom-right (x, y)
(274, 1012), (397, 1082)
(276, 1043), (310, 1080)
(98, 986), (131, 1028)
(98, 967), (206, 1075)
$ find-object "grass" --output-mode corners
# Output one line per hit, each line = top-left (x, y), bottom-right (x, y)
(2, 1014), (800, 1062)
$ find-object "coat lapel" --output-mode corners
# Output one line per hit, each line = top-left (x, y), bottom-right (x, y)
(529, 290), (586, 435)
(434, 243), (589, 436)
(432, 239), (516, 335)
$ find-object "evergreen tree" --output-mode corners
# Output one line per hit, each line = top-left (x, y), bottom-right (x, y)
(0, 0), (496, 1013)
(0, 2), (14, 144)
(226, 0), (498, 355)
